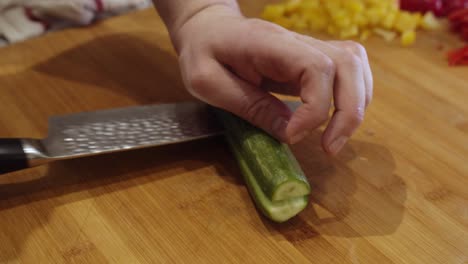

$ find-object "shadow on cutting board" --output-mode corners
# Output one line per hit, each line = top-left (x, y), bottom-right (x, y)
(0, 33), (194, 139)
(257, 130), (407, 240)
(33, 33), (192, 105)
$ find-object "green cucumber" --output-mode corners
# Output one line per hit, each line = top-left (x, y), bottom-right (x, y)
(215, 109), (310, 222)
(226, 134), (309, 222)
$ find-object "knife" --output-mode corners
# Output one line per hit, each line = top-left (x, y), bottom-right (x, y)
(0, 100), (301, 174)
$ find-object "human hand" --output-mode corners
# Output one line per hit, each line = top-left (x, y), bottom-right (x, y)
(171, 4), (373, 155)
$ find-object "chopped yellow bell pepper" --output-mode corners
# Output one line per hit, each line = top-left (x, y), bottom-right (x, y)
(381, 11), (398, 29)
(394, 11), (421, 33)
(261, 0), (440, 47)
(420, 12), (440, 30)
(340, 26), (359, 39)
(360, 29), (372, 41)
(261, 5), (285, 21)
(285, 0), (302, 14)
(401, 30), (416, 46)
(374, 28), (397, 42)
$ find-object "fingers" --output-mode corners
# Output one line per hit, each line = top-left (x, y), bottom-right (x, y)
(213, 27), (336, 144)
(178, 17), (372, 155)
(329, 40), (373, 107)
(179, 54), (293, 141)
(295, 36), (369, 155)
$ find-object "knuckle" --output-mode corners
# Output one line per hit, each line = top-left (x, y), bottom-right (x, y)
(339, 52), (361, 69)
(347, 108), (365, 127)
(240, 95), (274, 124)
(317, 105), (331, 124)
(303, 102), (330, 125)
(342, 40), (366, 55)
(315, 55), (336, 77)
(317, 110), (330, 125)
(187, 64), (214, 97)
(249, 18), (286, 33)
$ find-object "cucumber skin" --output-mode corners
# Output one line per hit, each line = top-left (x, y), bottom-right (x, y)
(214, 109), (310, 222)
(226, 133), (309, 222)
(214, 109), (310, 201)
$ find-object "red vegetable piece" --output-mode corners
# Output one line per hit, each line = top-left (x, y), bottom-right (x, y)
(448, 47), (463, 59)
(444, 0), (468, 16)
(447, 45), (468, 66)
(450, 21), (463, 32)
(458, 46), (468, 53)
(453, 57), (468, 65)
(463, 27), (468, 40)
(400, 0), (445, 16)
(447, 7), (468, 35)
(448, 8), (468, 21)
(460, 16), (468, 24)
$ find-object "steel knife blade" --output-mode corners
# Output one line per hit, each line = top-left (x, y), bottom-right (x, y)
(0, 100), (301, 174)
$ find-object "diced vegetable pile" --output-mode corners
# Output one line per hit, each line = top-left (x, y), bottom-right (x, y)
(447, 8), (468, 65)
(262, 0), (468, 66)
(400, 0), (468, 65)
(261, 0), (440, 46)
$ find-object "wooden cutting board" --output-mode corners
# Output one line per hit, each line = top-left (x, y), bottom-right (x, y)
(0, 2), (467, 263)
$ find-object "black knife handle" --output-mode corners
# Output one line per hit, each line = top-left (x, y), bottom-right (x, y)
(0, 139), (28, 174)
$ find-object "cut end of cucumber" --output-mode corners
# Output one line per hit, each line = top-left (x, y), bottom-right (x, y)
(267, 196), (309, 222)
(272, 180), (310, 202)
(231, 137), (310, 222)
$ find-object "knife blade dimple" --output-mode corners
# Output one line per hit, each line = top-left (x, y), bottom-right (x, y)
(42, 102), (224, 158)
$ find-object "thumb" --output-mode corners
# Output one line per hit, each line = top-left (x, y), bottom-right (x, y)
(181, 58), (292, 140)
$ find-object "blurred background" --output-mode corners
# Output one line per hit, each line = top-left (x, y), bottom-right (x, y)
(1, 0), (467, 65)
(0, 0), (152, 47)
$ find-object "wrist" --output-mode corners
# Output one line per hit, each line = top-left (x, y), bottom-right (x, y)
(167, 2), (242, 53)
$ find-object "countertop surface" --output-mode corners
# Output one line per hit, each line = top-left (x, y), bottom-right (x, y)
(0, 2), (467, 263)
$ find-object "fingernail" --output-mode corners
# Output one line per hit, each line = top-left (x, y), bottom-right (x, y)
(272, 117), (288, 140)
(328, 136), (348, 155)
(290, 130), (310, 145)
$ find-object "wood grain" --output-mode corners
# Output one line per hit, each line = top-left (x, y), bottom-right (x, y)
(0, 3), (467, 263)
